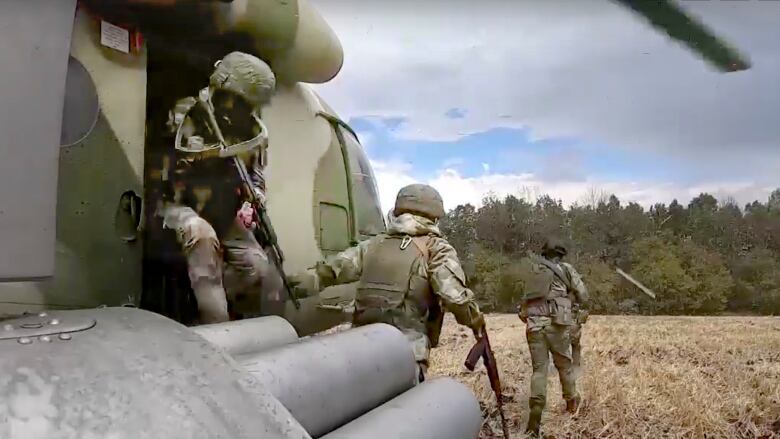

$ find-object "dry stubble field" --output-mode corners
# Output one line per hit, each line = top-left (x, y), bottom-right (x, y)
(429, 314), (780, 439)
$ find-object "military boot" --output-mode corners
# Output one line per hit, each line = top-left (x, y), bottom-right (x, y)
(525, 406), (543, 437)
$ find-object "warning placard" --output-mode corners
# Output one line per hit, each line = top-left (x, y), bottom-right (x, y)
(100, 20), (129, 54)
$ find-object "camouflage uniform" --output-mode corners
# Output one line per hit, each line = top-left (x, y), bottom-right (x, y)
(159, 52), (283, 324)
(519, 241), (588, 436)
(293, 185), (484, 382)
(570, 294), (589, 372)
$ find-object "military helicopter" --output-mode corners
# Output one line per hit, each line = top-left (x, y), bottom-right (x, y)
(0, 0), (750, 335)
(0, 1), (752, 437)
(0, 0), (753, 338)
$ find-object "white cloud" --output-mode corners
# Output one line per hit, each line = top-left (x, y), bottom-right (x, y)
(371, 161), (774, 213)
(370, 160), (417, 214)
(312, 0), (780, 176)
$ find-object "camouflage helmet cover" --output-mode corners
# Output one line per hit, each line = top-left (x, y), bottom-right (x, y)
(210, 52), (276, 107)
(393, 184), (446, 220)
(541, 237), (567, 258)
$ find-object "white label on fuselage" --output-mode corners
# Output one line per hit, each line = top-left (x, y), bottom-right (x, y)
(100, 20), (129, 54)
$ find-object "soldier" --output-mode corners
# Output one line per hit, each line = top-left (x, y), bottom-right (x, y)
(159, 52), (284, 324)
(518, 238), (588, 437)
(290, 184), (485, 382)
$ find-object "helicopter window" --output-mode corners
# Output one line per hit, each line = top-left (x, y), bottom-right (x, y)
(341, 129), (386, 238)
(319, 202), (351, 251)
(60, 56), (99, 147)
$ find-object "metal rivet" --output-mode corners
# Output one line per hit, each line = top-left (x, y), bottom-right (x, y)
(38, 312), (48, 318)
(18, 337), (32, 345)
(21, 323), (43, 329)
(50, 319), (60, 325)
(39, 336), (52, 343)
(3, 324), (13, 331)
(58, 333), (72, 341)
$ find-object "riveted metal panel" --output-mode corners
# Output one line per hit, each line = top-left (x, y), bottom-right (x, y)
(0, 0), (78, 280)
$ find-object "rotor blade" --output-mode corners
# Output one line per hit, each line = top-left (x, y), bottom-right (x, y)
(616, 268), (656, 299)
(613, 0), (751, 72)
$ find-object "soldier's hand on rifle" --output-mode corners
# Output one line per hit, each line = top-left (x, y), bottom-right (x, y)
(470, 312), (486, 339)
(237, 201), (256, 229)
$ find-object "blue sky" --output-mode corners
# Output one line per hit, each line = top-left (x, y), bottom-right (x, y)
(312, 0), (780, 212)
(350, 116), (688, 183)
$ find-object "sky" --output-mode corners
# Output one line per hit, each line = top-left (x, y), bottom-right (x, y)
(310, 0), (780, 214)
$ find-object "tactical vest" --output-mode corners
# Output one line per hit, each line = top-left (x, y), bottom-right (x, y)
(523, 256), (574, 326)
(354, 234), (433, 335)
(524, 259), (556, 301)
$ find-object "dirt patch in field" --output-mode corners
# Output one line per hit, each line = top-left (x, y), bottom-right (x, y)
(429, 314), (780, 439)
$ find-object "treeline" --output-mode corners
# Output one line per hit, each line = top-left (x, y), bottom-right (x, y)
(439, 189), (780, 315)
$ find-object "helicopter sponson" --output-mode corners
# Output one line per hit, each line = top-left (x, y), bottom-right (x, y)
(0, 307), (482, 439)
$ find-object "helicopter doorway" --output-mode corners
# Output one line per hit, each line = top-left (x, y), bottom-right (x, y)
(140, 46), (217, 324)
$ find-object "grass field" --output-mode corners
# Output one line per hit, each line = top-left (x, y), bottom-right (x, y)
(429, 314), (780, 439)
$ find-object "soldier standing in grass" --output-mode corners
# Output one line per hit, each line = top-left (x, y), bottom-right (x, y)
(518, 238), (588, 436)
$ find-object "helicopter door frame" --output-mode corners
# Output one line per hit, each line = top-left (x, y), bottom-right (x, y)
(316, 111), (361, 247)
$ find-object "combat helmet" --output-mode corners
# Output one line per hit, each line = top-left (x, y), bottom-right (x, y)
(393, 184), (446, 220)
(541, 237), (567, 258)
(210, 51), (276, 108)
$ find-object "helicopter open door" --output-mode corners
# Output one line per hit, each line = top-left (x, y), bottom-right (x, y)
(0, 0), (78, 281)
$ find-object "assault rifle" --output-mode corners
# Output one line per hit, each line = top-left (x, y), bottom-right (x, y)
(465, 325), (511, 439)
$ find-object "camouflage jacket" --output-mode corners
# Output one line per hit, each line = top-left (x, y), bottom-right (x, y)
(314, 212), (483, 329)
(309, 212), (483, 361)
(525, 260), (588, 331)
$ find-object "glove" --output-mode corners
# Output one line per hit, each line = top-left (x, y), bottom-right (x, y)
(236, 201), (256, 229)
(287, 271), (319, 297)
(577, 309), (590, 325)
(470, 311), (486, 335)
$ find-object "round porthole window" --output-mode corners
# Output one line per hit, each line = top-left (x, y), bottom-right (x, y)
(60, 56), (99, 147)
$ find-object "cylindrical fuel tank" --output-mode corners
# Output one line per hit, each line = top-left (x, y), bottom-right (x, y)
(0, 307), (311, 439)
(239, 323), (418, 437)
(192, 315), (299, 356)
(320, 378), (483, 439)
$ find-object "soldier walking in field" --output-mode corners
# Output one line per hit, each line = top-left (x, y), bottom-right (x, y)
(518, 238), (589, 436)
(290, 184), (486, 383)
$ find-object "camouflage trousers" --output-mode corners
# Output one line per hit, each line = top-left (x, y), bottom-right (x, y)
(352, 315), (430, 384)
(569, 322), (583, 370)
(162, 204), (284, 324)
(526, 324), (579, 413)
